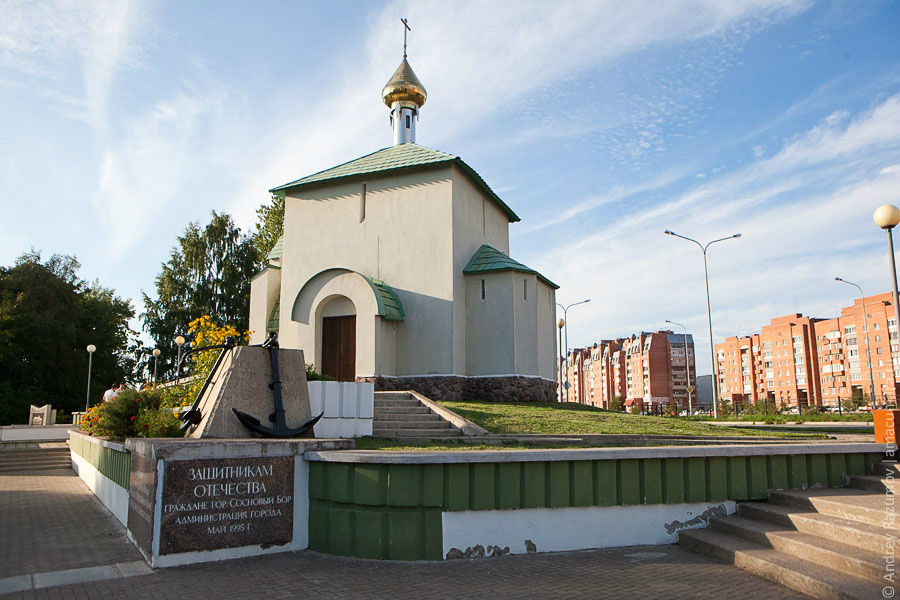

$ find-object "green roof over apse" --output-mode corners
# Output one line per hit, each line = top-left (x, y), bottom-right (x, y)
(364, 276), (405, 321)
(267, 297), (280, 332)
(269, 143), (520, 223)
(463, 244), (559, 289)
(266, 236), (284, 263)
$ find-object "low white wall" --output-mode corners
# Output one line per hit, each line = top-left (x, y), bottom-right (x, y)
(308, 381), (373, 438)
(442, 501), (736, 558)
(0, 424), (74, 442)
(70, 450), (129, 526)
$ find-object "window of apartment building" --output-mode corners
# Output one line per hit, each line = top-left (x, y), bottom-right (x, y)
(879, 360), (885, 367)
(882, 372), (887, 379)
(876, 335), (881, 342)
(845, 325), (856, 334)
(878, 347), (884, 354)
(874, 323), (880, 330)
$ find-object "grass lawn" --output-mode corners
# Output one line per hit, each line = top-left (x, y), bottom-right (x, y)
(438, 401), (822, 438)
(689, 412), (874, 423)
(352, 438), (598, 451)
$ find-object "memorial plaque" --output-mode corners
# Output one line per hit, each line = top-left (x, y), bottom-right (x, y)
(159, 456), (294, 555)
(127, 447), (158, 559)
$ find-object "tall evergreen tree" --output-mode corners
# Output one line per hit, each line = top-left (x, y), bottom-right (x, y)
(251, 193), (285, 269)
(141, 212), (258, 378)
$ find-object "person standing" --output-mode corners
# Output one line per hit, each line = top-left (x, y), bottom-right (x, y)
(102, 383), (118, 403)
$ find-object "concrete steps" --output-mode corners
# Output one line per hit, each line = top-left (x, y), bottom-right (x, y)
(0, 447), (71, 473)
(679, 460), (896, 600)
(372, 391), (463, 439)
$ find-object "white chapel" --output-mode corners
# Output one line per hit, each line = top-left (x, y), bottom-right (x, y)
(248, 48), (558, 402)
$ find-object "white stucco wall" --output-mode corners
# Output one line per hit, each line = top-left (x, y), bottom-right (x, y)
(248, 267), (282, 345)
(264, 160), (555, 381)
(465, 271), (515, 375)
(291, 270), (381, 377)
(451, 166), (511, 375)
(536, 280), (558, 380)
(511, 273), (537, 375)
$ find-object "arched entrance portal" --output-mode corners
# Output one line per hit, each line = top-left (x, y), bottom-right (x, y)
(320, 296), (356, 381)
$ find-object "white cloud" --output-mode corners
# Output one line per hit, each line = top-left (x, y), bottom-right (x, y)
(222, 0), (813, 229)
(0, 0), (151, 128)
(528, 94), (900, 374)
(93, 70), (246, 258)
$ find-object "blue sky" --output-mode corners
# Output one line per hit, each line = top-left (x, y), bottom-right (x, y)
(2, 0), (899, 376)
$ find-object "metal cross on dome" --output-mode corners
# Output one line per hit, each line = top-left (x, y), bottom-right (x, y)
(401, 17), (410, 58)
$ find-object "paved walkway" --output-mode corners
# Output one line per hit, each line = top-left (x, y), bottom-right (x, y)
(0, 467), (142, 578)
(0, 462), (813, 599)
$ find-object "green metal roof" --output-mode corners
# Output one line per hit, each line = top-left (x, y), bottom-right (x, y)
(266, 236), (284, 263)
(269, 143), (520, 223)
(364, 277), (405, 321)
(267, 297), (280, 332)
(292, 268), (406, 322)
(463, 244), (559, 289)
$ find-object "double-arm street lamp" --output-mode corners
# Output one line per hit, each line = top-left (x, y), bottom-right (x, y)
(665, 319), (693, 415)
(834, 277), (877, 410)
(664, 230), (741, 418)
(556, 299), (591, 403)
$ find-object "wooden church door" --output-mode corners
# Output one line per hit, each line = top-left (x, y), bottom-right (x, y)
(321, 316), (356, 381)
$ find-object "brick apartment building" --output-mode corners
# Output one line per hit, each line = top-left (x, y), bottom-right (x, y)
(559, 330), (696, 413)
(714, 291), (900, 409)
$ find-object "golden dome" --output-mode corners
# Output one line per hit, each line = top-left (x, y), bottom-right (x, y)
(382, 58), (427, 108)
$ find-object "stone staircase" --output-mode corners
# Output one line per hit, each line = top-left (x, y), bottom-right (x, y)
(679, 460), (897, 600)
(372, 392), (463, 439)
(0, 444), (72, 474)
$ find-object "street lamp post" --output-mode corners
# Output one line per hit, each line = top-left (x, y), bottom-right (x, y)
(556, 300), (591, 403)
(175, 335), (186, 385)
(84, 344), (96, 411)
(835, 277), (877, 411)
(557, 318), (565, 402)
(152, 348), (161, 383)
(664, 230), (741, 419)
(666, 320), (692, 415)
(874, 204), (900, 409)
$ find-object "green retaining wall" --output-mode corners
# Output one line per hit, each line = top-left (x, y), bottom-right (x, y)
(69, 433), (132, 489)
(308, 451), (882, 560)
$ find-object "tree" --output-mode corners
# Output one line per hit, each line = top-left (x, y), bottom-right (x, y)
(251, 193), (285, 269)
(0, 252), (135, 425)
(141, 212), (258, 378)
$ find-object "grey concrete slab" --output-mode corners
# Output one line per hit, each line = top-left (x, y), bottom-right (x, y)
(307, 441), (884, 463)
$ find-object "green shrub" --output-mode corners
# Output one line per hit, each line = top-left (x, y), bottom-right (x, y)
(134, 406), (182, 438)
(306, 364), (334, 381)
(82, 387), (183, 440)
(91, 389), (142, 440)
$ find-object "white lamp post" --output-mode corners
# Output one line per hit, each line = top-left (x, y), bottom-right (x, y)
(874, 204), (900, 408)
(152, 348), (161, 383)
(84, 344), (96, 411)
(556, 300), (590, 403)
(835, 277), (877, 410)
(664, 230), (741, 418)
(666, 320), (692, 415)
(175, 335), (186, 384)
